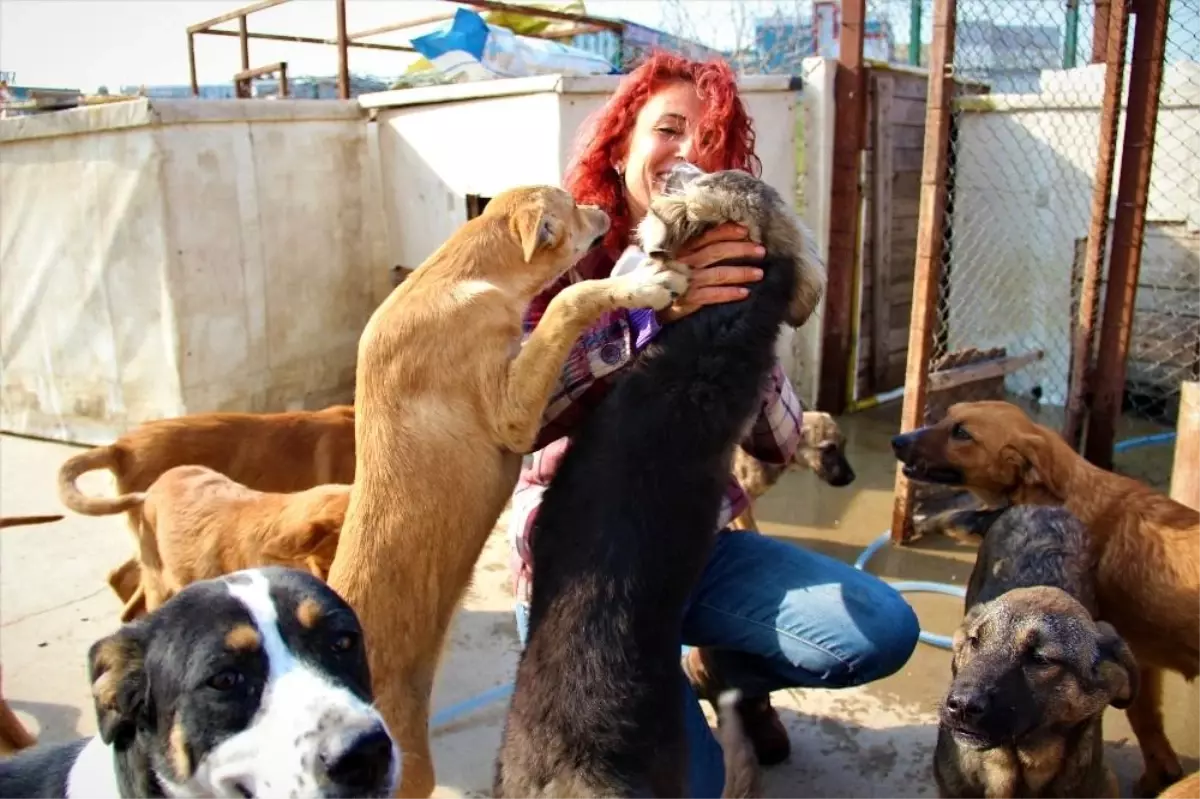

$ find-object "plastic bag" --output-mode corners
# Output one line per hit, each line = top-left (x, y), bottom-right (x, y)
(409, 8), (616, 82)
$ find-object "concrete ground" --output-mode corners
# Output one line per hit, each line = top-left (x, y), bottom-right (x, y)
(1, 404), (1196, 796)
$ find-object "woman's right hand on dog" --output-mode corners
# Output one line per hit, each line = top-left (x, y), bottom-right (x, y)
(658, 223), (765, 323)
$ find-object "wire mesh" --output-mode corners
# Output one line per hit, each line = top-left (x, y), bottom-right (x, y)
(1109, 0), (1199, 490)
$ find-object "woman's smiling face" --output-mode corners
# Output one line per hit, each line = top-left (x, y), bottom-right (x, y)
(617, 81), (705, 223)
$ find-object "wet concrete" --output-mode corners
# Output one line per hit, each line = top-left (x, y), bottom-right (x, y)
(1, 412), (1196, 796)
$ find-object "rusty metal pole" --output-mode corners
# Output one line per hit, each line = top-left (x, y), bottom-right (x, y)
(239, 14), (251, 71)
(816, 0), (867, 414)
(1092, 0), (1112, 64)
(188, 32), (199, 97)
(890, 0), (957, 544)
(335, 0), (349, 99)
(1085, 0), (1171, 469)
(1063, 0), (1130, 448)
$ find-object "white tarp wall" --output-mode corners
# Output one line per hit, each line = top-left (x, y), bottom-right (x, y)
(1, 99), (389, 445)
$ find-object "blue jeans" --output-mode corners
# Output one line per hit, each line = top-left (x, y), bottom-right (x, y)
(512, 530), (920, 798)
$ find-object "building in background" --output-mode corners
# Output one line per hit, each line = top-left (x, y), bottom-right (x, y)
(955, 19), (1061, 93)
(750, 0), (895, 75)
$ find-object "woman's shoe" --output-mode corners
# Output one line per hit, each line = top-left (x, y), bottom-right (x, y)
(681, 647), (791, 766)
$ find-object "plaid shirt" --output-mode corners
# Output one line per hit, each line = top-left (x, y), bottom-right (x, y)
(506, 249), (804, 604)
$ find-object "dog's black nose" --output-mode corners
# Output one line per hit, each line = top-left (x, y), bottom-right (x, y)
(891, 432), (915, 460)
(325, 725), (395, 794)
(945, 691), (987, 721)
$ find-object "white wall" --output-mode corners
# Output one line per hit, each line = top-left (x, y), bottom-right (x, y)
(0, 99), (387, 444)
(947, 62), (1200, 406)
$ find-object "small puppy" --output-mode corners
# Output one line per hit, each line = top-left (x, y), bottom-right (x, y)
(74, 465), (347, 622)
(56, 404), (356, 607)
(329, 185), (687, 798)
(638, 163), (826, 329)
(935, 505), (1138, 798)
(0, 567), (398, 798)
(495, 167), (820, 798)
(729, 410), (856, 531)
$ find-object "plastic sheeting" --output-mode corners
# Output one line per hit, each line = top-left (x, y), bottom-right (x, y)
(1, 98), (388, 445)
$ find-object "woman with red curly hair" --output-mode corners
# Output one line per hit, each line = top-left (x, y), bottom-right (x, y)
(506, 51), (918, 796)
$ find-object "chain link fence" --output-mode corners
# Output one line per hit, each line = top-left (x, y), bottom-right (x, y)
(1110, 1), (1199, 490)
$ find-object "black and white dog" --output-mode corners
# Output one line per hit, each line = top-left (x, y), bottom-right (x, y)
(0, 567), (398, 798)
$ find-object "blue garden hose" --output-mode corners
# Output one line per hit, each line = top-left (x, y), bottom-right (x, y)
(1114, 431), (1176, 453)
(854, 530), (965, 651)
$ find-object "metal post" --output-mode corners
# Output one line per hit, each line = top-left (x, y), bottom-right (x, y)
(1063, 0), (1130, 448)
(239, 14), (251, 71)
(1063, 0), (1080, 68)
(1093, 0), (1112, 63)
(188, 32), (199, 97)
(817, 0), (867, 414)
(335, 0), (349, 100)
(1085, 0), (1172, 469)
(890, 0), (957, 544)
(909, 0), (922, 66)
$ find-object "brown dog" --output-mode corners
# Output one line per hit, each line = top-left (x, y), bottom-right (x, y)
(327, 185), (687, 798)
(938, 586), (1137, 798)
(74, 464), (348, 621)
(729, 411), (856, 530)
(56, 404), (355, 604)
(893, 400), (1199, 796)
(935, 504), (1137, 797)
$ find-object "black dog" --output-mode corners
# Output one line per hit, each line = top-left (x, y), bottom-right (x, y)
(493, 175), (812, 798)
(0, 567), (398, 798)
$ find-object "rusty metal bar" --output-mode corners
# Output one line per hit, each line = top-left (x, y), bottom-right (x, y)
(197, 28), (414, 53)
(335, 0), (349, 100)
(452, 0), (624, 31)
(348, 13), (454, 41)
(890, 0), (957, 545)
(1063, 0), (1130, 448)
(1092, 0), (1112, 64)
(239, 15), (251, 71)
(188, 32), (199, 97)
(234, 61), (288, 98)
(1085, 0), (1171, 469)
(816, 0), (867, 415)
(188, 0), (289, 34)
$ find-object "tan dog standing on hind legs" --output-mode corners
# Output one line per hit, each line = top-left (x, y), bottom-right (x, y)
(327, 185), (688, 798)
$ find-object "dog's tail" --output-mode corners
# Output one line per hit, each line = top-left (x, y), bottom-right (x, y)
(0, 514), (64, 529)
(717, 690), (762, 799)
(57, 446), (145, 516)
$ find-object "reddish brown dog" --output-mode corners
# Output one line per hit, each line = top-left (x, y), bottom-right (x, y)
(892, 400), (1199, 797)
(56, 405), (356, 603)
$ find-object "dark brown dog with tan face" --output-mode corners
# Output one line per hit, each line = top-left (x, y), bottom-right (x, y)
(893, 400), (1199, 796)
(936, 504), (1138, 798)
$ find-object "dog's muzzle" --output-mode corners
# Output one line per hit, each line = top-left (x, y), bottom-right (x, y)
(322, 723), (398, 798)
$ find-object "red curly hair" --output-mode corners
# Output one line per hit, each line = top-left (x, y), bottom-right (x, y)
(564, 50), (761, 255)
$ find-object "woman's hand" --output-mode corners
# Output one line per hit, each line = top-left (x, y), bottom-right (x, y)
(658, 223), (765, 324)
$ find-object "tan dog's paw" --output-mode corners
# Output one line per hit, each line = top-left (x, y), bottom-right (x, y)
(612, 259), (690, 311)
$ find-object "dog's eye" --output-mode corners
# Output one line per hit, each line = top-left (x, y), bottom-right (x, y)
(331, 631), (359, 653)
(950, 423), (972, 442)
(207, 669), (245, 691)
(1028, 650), (1058, 668)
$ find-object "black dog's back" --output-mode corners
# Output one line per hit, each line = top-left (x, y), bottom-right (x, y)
(965, 504), (1097, 614)
(495, 253), (796, 797)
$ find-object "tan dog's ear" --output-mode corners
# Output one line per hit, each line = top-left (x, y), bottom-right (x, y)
(88, 628), (147, 746)
(1095, 621), (1139, 709)
(1000, 433), (1052, 490)
(512, 205), (564, 263)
